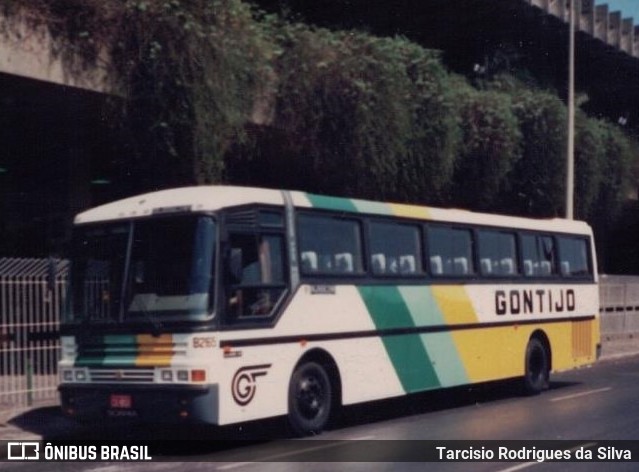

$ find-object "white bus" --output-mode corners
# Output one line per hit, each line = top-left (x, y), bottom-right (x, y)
(58, 186), (600, 435)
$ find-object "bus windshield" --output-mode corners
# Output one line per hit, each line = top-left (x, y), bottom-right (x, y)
(66, 215), (216, 325)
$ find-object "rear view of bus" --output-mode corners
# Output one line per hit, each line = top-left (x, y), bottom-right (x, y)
(58, 186), (600, 435)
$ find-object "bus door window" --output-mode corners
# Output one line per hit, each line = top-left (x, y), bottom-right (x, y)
(226, 233), (286, 320)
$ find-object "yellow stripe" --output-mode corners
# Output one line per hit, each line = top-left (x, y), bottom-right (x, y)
(431, 286), (477, 324)
(451, 325), (526, 382)
(135, 334), (174, 367)
(431, 286), (505, 383)
(389, 203), (430, 220)
(454, 321), (598, 383)
(431, 286), (597, 383)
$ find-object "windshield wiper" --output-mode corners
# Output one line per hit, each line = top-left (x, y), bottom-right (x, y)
(129, 294), (164, 337)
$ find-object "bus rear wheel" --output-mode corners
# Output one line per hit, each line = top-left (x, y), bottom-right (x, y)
(287, 361), (333, 436)
(523, 337), (549, 395)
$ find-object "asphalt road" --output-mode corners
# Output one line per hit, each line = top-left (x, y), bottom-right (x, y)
(3, 354), (639, 471)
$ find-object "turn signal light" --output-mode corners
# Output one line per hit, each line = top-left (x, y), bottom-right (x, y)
(191, 369), (206, 382)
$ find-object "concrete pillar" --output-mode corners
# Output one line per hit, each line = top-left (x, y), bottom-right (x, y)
(595, 5), (609, 42)
(621, 19), (634, 54)
(608, 11), (622, 48)
(579, 0), (595, 35)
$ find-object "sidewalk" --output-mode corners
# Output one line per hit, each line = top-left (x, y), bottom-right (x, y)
(1, 335), (639, 442)
(599, 332), (639, 360)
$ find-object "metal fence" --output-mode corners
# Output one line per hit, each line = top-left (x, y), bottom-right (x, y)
(599, 274), (639, 336)
(0, 258), (639, 419)
(0, 258), (68, 420)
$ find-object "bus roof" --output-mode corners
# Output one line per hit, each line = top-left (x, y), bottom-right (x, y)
(75, 185), (592, 235)
(74, 186), (284, 224)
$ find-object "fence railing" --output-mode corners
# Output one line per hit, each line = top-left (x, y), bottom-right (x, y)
(1, 259), (639, 419)
(599, 274), (639, 336)
(0, 257), (68, 420)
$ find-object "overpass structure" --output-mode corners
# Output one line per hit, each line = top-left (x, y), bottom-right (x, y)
(528, 0), (639, 57)
(526, 0), (639, 123)
(264, 0), (639, 125)
(0, 7), (113, 92)
(0, 0), (638, 257)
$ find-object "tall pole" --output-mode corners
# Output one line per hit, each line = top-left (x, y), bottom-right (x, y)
(566, 0), (576, 220)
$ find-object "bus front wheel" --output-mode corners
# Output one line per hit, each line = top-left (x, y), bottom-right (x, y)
(523, 337), (549, 395)
(287, 361), (333, 436)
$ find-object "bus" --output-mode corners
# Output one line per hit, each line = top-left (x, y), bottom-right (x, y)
(58, 186), (600, 435)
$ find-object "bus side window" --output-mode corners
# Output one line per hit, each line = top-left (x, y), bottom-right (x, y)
(477, 230), (519, 277)
(521, 234), (557, 277)
(369, 221), (422, 277)
(427, 226), (475, 276)
(297, 214), (364, 275)
(558, 237), (590, 277)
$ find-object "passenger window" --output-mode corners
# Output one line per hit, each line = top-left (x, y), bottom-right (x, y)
(298, 215), (363, 275)
(558, 237), (590, 277)
(427, 227), (474, 276)
(521, 234), (557, 277)
(369, 222), (422, 276)
(478, 230), (518, 276)
(226, 233), (286, 319)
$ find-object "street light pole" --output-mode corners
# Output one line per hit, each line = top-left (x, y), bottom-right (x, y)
(566, 0), (576, 220)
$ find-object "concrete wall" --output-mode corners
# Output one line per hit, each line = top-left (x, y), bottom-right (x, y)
(0, 7), (114, 93)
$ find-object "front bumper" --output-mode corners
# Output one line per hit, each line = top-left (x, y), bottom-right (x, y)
(59, 383), (219, 424)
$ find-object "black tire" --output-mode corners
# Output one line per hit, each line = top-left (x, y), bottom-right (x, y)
(523, 337), (550, 395)
(287, 361), (333, 436)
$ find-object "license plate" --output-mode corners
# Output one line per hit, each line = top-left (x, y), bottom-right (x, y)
(109, 394), (132, 409)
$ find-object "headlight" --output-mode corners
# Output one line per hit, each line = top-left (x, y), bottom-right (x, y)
(161, 370), (173, 382)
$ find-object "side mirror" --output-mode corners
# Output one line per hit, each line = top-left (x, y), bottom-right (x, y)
(228, 248), (243, 284)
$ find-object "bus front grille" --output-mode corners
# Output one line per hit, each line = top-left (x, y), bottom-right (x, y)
(89, 368), (155, 383)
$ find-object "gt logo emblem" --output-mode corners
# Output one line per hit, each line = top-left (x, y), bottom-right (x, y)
(231, 364), (271, 406)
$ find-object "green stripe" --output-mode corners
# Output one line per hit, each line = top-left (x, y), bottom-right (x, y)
(306, 193), (393, 216)
(75, 334), (138, 367)
(398, 286), (469, 385)
(398, 286), (444, 326)
(306, 194), (358, 213)
(420, 333), (469, 386)
(358, 286), (440, 392)
(352, 199), (392, 215)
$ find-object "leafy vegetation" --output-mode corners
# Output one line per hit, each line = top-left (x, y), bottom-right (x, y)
(259, 26), (460, 204)
(451, 84), (521, 210)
